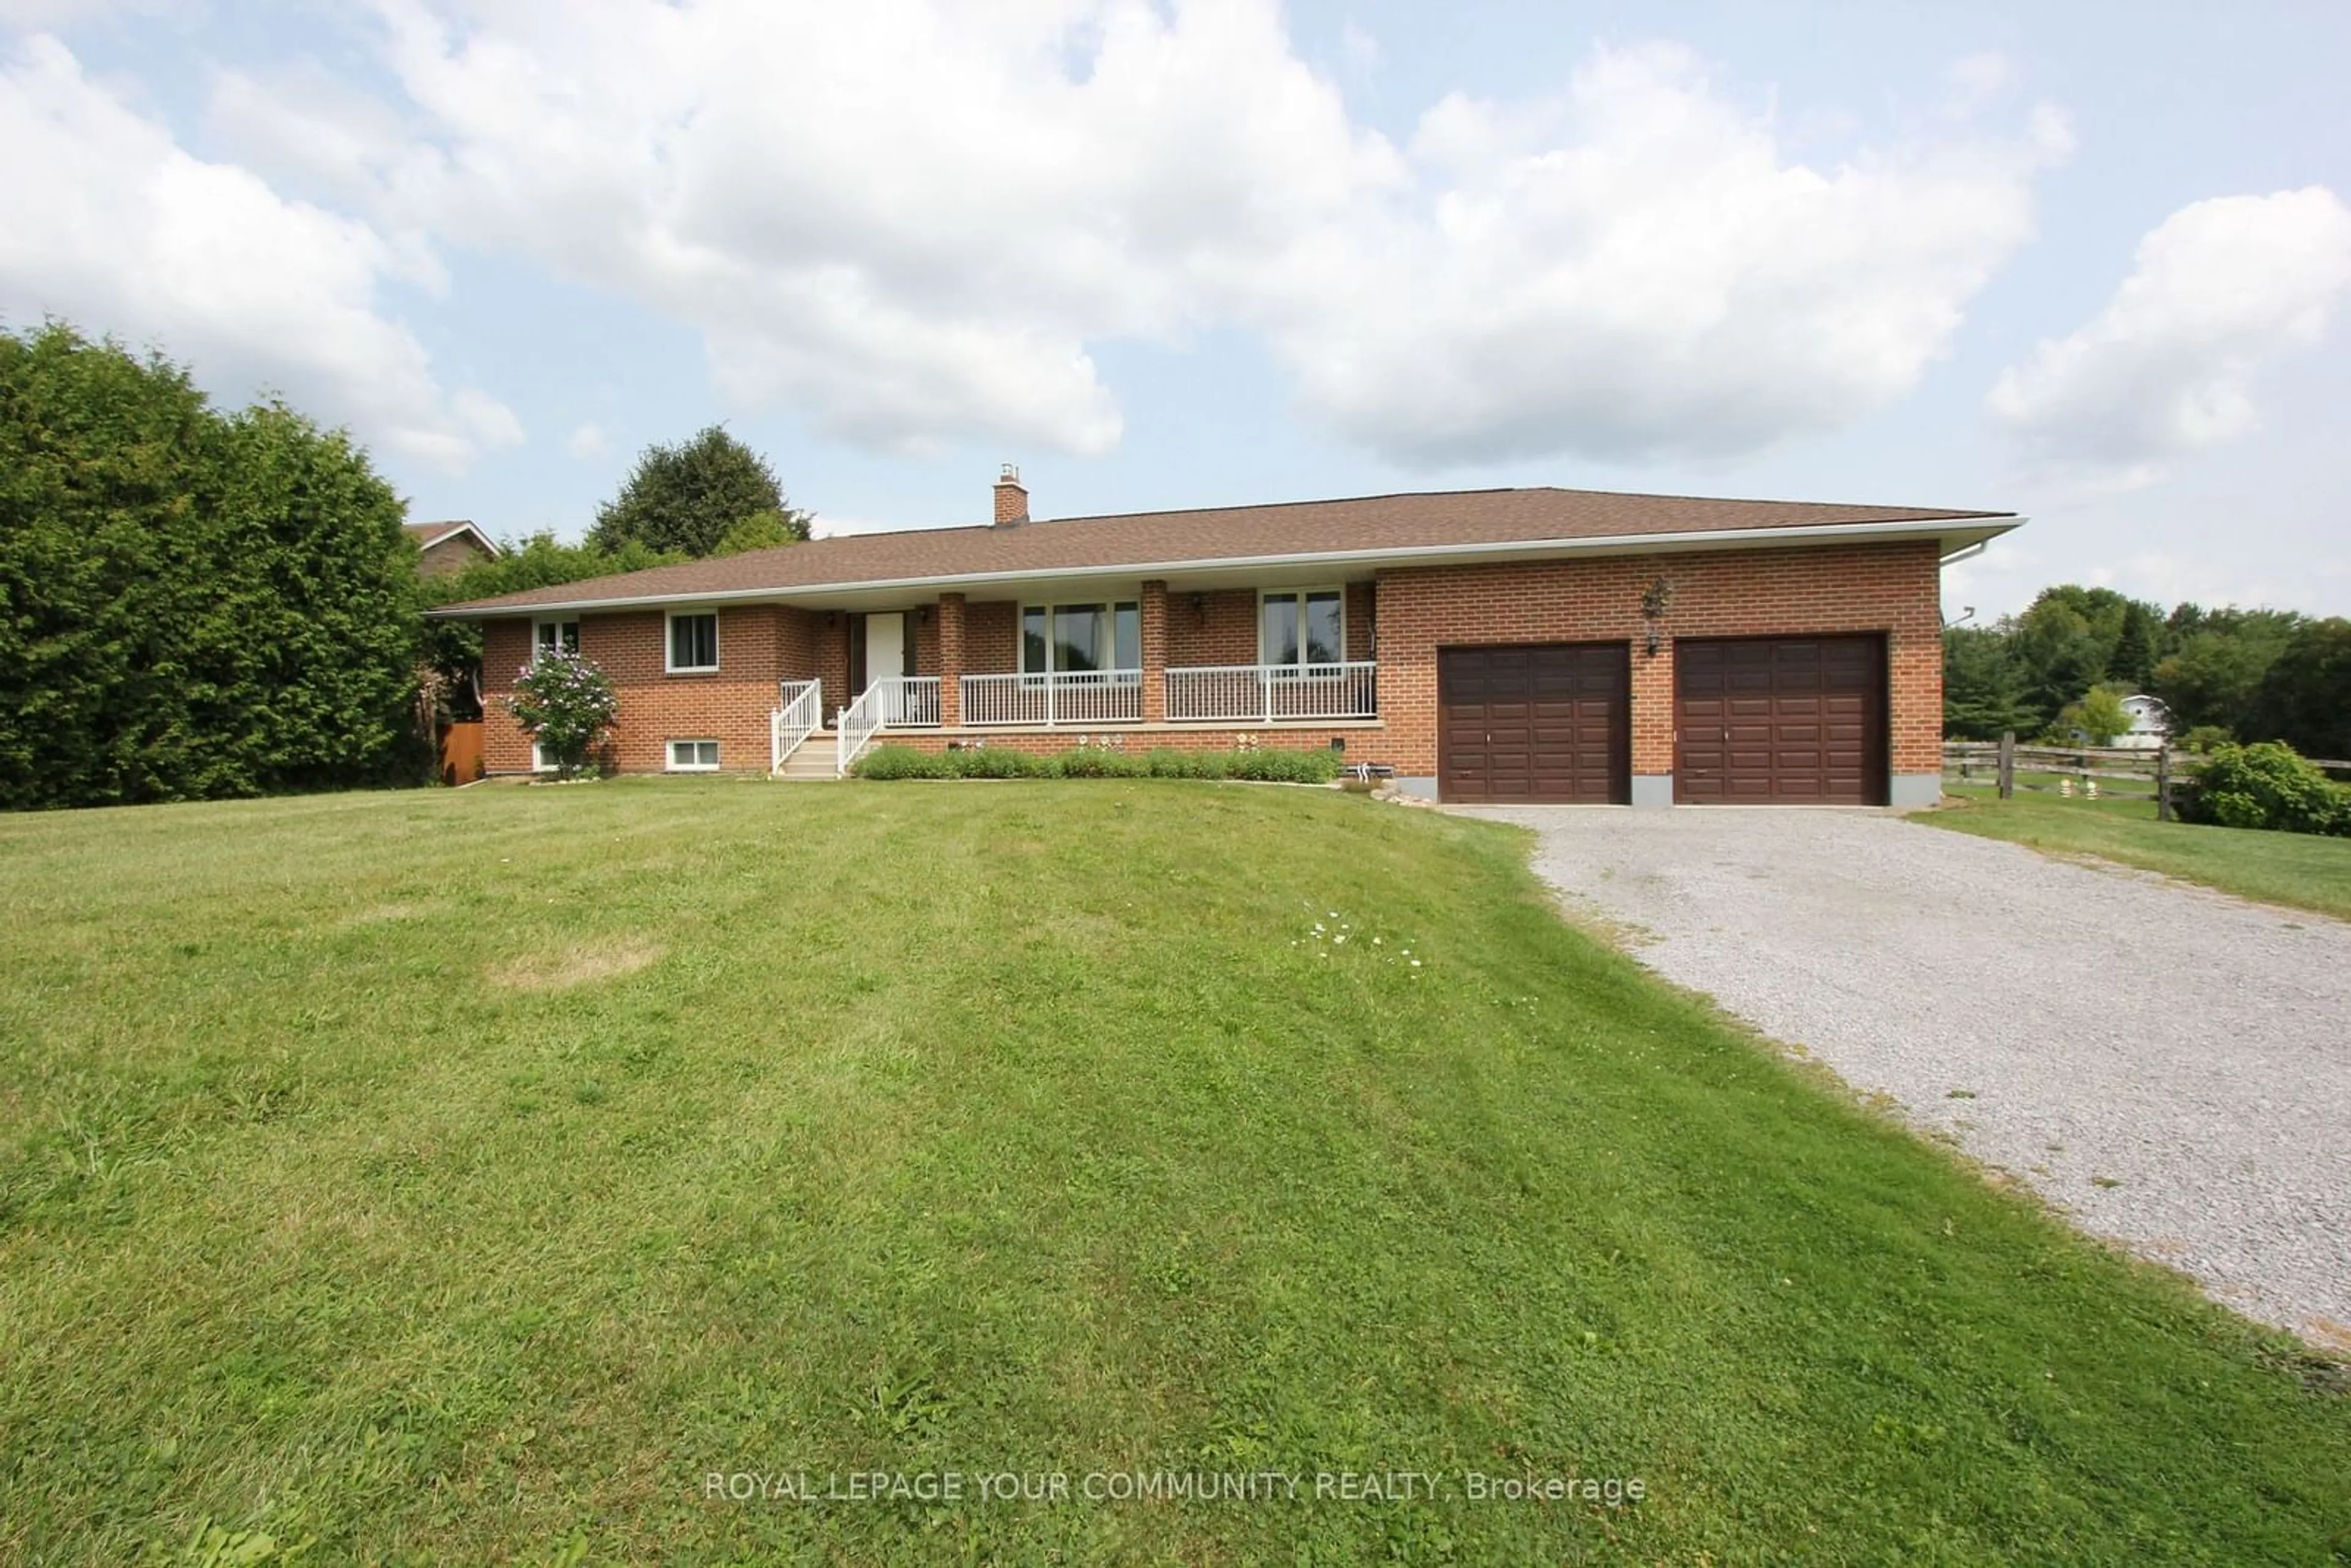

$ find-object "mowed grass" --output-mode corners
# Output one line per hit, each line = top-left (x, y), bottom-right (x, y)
(1, 782), (2346, 1564)
(1929, 782), (2351, 921)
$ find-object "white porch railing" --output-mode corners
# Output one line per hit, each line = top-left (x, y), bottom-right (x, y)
(961, 670), (1144, 726)
(1164, 661), (1378, 722)
(836, 676), (941, 775)
(770, 678), (822, 772)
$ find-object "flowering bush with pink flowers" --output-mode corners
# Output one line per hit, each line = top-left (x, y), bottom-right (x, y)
(506, 649), (618, 778)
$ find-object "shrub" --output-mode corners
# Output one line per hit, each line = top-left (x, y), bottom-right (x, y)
(2180, 724), (2233, 754)
(504, 650), (618, 778)
(1051, 744), (1149, 778)
(1227, 748), (1342, 784)
(852, 743), (1342, 785)
(1142, 749), (1225, 779)
(950, 746), (1046, 779)
(2178, 741), (2351, 836)
(853, 745), (951, 780)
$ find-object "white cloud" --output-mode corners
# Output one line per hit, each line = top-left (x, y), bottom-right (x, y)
(1946, 51), (2020, 109)
(1987, 187), (2351, 486)
(0, 34), (519, 473)
(0, 0), (182, 26)
(331, 0), (1394, 459)
(564, 422), (607, 459)
(1264, 42), (2072, 464)
(214, 4), (2061, 468)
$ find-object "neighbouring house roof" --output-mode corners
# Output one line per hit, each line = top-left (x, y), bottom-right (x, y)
(405, 520), (500, 557)
(430, 486), (2020, 617)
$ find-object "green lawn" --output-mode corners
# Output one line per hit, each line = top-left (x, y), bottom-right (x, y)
(2, 781), (2345, 1564)
(1927, 784), (2351, 921)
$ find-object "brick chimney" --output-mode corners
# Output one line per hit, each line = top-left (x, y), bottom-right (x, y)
(993, 463), (1028, 527)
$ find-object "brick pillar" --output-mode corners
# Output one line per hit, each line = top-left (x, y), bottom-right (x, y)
(1631, 633), (1676, 805)
(938, 593), (966, 727)
(1140, 579), (1169, 723)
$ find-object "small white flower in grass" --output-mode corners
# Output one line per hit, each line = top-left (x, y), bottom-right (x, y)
(1333, 934), (1346, 944)
(1409, 959), (1422, 968)
(1371, 937), (1382, 945)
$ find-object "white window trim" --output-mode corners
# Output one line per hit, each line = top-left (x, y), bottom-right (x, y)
(665, 610), (721, 674)
(1019, 598), (1142, 677)
(666, 738), (721, 772)
(1258, 586), (1348, 668)
(531, 740), (559, 773)
(533, 617), (579, 662)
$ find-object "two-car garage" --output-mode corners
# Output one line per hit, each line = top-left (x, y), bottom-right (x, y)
(1437, 636), (1889, 806)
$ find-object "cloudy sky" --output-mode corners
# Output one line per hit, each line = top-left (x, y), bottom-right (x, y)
(4, 1), (2347, 618)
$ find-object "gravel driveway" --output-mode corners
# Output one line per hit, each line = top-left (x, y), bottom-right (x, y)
(1456, 806), (2351, 1347)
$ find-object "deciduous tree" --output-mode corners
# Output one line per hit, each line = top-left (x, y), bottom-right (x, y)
(587, 426), (809, 558)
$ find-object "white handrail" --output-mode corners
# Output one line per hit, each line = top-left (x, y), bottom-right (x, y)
(837, 685), (883, 776)
(836, 676), (942, 775)
(770, 678), (822, 773)
(1165, 661), (1377, 722)
(961, 669), (1144, 726)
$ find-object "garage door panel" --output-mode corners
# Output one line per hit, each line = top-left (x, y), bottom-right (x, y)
(1441, 643), (1630, 804)
(1675, 635), (1887, 806)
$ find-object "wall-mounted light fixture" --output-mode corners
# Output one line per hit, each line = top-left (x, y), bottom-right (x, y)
(1189, 592), (1207, 621)
(1639, 576), (1674, 658)
(918, 605), (931, 625)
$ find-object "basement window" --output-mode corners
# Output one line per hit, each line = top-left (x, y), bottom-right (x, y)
(667, 739), (721, 772)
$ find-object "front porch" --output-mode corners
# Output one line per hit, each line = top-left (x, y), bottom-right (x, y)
(776, 577), (1382, 774)
(772, 663), (1382, 775)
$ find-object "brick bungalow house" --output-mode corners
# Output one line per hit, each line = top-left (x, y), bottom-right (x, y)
(434, 470), (2018, 806)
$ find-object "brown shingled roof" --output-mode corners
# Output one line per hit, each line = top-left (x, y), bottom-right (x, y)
(435, 486), (2014, 615)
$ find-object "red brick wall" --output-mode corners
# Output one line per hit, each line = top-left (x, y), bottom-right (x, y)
(482, 619), (535, 773)
(1347, 583), (1375, 662)
(966, 600), (1019, 674)
(912, 607), (941, 678)
(484, 605), (815, 775)
(1372, 541), (1943, 779)
(1167, 589), (1257, 667)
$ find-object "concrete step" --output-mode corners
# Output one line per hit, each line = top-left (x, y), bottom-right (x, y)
(774, 733), (842, 780)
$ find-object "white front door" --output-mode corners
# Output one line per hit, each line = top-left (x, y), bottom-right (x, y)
(866, 612), (906, 719)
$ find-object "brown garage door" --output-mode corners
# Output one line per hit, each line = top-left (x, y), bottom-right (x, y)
(1675, 636), (1887, 805)
(1440, 643), (1630, 804)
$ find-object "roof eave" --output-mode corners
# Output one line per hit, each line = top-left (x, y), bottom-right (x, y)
(413, 520), (500, 557)
(427, 514), (2022, 618)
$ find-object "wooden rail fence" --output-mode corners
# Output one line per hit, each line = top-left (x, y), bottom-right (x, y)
(1943, 733), (2351, 822)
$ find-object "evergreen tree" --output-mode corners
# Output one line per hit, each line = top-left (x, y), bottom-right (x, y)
(0, 322), (417, 808)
